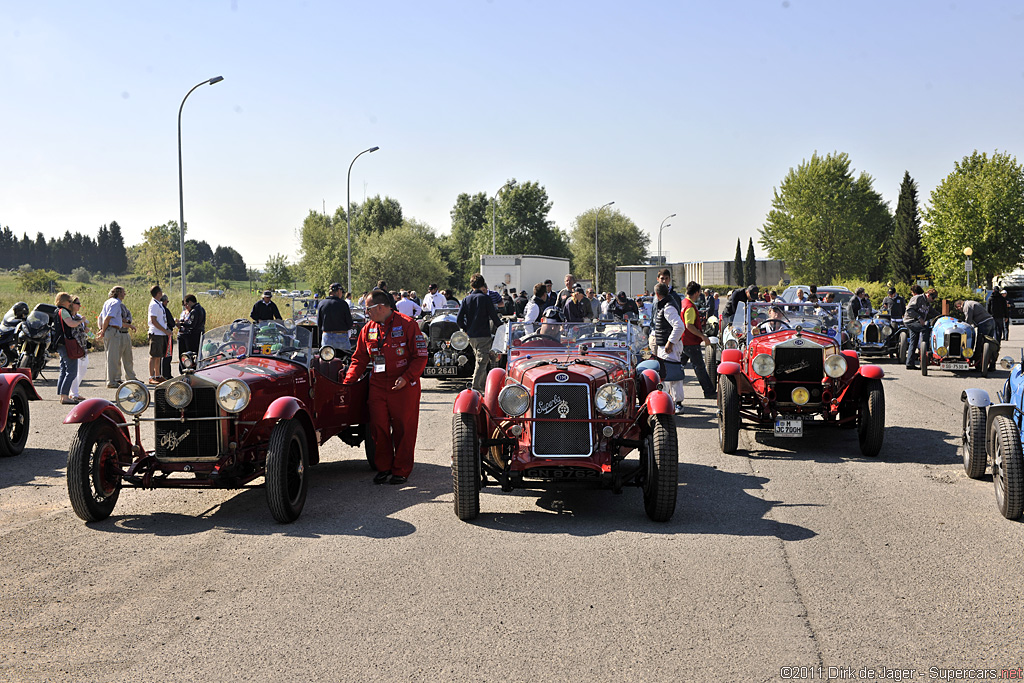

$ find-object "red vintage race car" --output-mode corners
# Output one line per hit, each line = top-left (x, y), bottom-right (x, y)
(0, 368), (40, 458)
(63, 319), (371, 524)
(717, 302), (885, 456)
(451, 320), (679, 522)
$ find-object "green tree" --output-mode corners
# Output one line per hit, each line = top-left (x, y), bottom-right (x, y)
(490, 180), (569, 260)
(888, 171), (924, 284)
(443, 192), (491, 291)
(264, 254), (293, 290)
(19, 269), (61, 292)
(568, 207), (649, 293)
(759, 151), (892, 284)
(744, 238), (757, 286)
(298, 210), (346, 295)
(733, 239), (743, 286)
(351, 195), (404, 235)
(352, 226), (450, 295)
(136, 222), (179, 285)
(921, 150), (1024, 288)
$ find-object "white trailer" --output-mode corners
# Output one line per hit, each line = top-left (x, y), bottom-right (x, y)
(615, 266), (657, 297)
(480, 254), (570, 294)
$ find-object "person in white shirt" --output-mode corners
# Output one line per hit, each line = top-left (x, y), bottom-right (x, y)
(650, 282), (685, 409)
(396, 290), (422, 318)
(521, 282), (548, 332)
(97, 285), (137, 387)
(423, 283), (447, 313)
(147, 284), (172, 384)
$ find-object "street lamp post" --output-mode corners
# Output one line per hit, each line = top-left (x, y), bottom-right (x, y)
(178, 75), (223, 303)
(964, 247), (973, 291)
(491, 179), (517, 255)
(346, 146), (380, 295)
(594, 201), (615, 293)
(657, 213), (676, 266)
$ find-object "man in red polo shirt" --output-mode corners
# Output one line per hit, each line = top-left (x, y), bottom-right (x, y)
(679, 280), (716, 400)
(344, 289), (428, 485)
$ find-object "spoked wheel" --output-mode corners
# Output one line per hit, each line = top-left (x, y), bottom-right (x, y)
(451, 412), (480, 521)
(67, 420), (123, 522)
(642, 414), (678, 522)
(857, 378), (885, 457)
(919, 341), (928, 376)
(961, 403), (987, 479)
(0, 385), (30, 457)
(718, 374), (739, 454)
(265, 419), (309, 523)
(704, 345), (717, 389)
(991, 415), (1023, 520)
(363, 426), (377, 471)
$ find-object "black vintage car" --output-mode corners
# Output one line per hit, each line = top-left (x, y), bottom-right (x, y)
(419, 306), (474, 378)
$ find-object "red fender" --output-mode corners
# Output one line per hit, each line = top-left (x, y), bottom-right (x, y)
(645, 389), (674, 416)
(718, 360), (742, 376)
(640, 369), (661, 395)
(453, 388), (481, 415)
(859, 364), (884, 380)
(263, 395), (306, 421)
(261, 397), (319, 465)
(483, 368), (507, 418)
(0, 373), (41, 432)
(721, 349), (743, 364)
(841, 350), (860, 382)
(62, 398), (132, 450)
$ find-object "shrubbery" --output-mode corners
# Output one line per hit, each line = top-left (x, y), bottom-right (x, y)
(18, 269), (62, 293)
(71, 267), (91, 283)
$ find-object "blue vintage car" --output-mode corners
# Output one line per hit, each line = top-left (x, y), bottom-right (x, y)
(847, 313), (906, 361)
(919, 315), (997, 377)
(960, 356), (1024, 519)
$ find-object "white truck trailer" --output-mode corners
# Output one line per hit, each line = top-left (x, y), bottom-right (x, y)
(480, 254), (570, 295)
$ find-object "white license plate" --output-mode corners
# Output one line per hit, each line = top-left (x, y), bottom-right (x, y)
(424, 366), (459, 376)
(941, 362), (970, 371)
(774, 419), (803, 437)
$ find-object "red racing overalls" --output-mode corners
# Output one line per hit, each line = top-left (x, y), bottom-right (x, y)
(344, 311), (428, 477)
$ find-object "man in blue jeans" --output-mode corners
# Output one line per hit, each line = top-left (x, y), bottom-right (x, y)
(317, 283), (353, 352)
(457, 273), (503, 393)
(903, 285), (937, 369)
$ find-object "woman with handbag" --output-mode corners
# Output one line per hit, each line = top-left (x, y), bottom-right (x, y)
(54, 292), (86, 405)
(68, 296), (91, 401)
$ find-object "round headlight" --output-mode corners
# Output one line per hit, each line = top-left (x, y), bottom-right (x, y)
(180, 353), (195, 370)
(282, 318), (296, 331)
(725, 339), (739, 350)
(457, 354), (469, 366)
(847, 320), (863, 336)
(450, 330), (469, 351)
(319, 345), (336, 361)
(165, 381), (194, 410)
(824, 352), (848, 378)
(216, 379), (251, 413)
(595, 383), (626, 415)
(752, 353), (775, 377)
(497, 384), (530, 416)
(115, 380), (150, 415)
(936, 346), (948, 358)
(791, 387), (810, 405)
(963, 346), (974, 358)
(882, 325), (892, 337)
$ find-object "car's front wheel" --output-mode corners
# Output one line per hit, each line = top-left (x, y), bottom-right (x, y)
(897, 331), (909, 365)
(265, 419), (309, 523)
(67, 420), (122, 522)
(704, 344), (717, 388)
(992, 415), (1023, 519)
(980, 339), (992, 378)
(451, 412), (480, 521)
(920, 340), (929, 376)
(857, 378), (885, 457)
(962, 403), (987, 479)
(643, 414), (678, 522)
(718, 374), (740, 454)
(0, 385), (30, 457)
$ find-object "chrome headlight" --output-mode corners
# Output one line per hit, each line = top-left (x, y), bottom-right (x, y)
(497, 384), (530, 416)
(847, 320), (863, 336)
(456, 354), (469, 366)
(165, 381), (194, 410)
(450, 330), (469, 351)
(824, 352), (848, 378)
(882, 325), (892, 337)
(725, 339), (739, 350)
(319, 345), (336, 361)
(216, 379), (251, 413)
(595, 383), (626, 415)
(115, 380), (150, 415)
(752, 353), (775, 377)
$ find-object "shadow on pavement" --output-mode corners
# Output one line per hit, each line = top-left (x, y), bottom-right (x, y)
(740, 423), (956, 466)
(0, 447), (67, 491)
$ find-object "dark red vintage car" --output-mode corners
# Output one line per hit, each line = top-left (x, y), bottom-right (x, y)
(0, 367), (40, 458)
(717, 302), (885, 456)
(64, 319), (371, 523)
(451, 320), (679, 522)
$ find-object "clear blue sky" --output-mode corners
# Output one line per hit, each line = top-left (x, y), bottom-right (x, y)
(2, 0), (1022, 270)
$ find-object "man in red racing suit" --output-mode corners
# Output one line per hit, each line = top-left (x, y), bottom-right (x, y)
(344, 290), (428, 485)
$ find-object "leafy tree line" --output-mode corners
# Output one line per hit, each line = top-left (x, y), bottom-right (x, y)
(0, 221), (127, 274)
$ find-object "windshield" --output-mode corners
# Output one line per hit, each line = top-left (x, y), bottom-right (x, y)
(499, 320), (644, 356)
(197, 320), (311, 368)
(741, 301), (843, 342)
(429, 306), (460, 316)
(25, 311), (50, 328)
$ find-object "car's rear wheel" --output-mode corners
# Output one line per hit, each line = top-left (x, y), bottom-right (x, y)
(67, 420), (122, 522)
(452, 412), (480, 521)
(718, 374), (739, 454)
(704, 344), (717, 388)
(643, 414), (678, 522)
(962, 403), (987, 479)
(0, 385), (30, 457)
(363, 425), (377, 471)
(980, 339), (992, 378)
(265, 419), (309, 523)
(920, 340), (928, 376)
(992, 415), (1023, 520)
(857, 378), (885, 457)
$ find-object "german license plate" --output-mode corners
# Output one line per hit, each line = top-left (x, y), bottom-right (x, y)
(423, 366), (458, 376)
(774, 418), (803, 437)
(941, 362), (970, 371)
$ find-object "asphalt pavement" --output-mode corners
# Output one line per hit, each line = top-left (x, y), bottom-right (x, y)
(2, 333), (1024, 682)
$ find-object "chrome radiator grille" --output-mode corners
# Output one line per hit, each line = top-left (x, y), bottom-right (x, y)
(154, 387), (220, 460)
(531, 383), (592, 457)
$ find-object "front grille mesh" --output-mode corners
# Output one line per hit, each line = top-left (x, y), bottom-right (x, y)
(773, 347), (824, 384)
(532, 384), (592, 457)
(948, 333), (962, 357)
(155, 386), (220, 459)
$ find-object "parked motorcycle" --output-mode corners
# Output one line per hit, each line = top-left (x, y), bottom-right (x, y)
(0, 302), (28, 368)
(16, 303), (56, 380)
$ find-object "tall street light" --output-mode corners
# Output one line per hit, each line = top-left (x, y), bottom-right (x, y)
(964, 246), (973, 290)
(594, 201), (615, 293)
(657, 213), (676, 266)
(491, 179), (517, 254)
(346, 146), (380, 295)
(178, 75), (224, 303)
